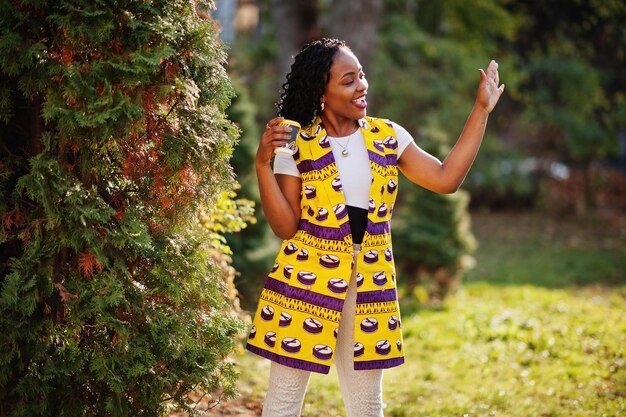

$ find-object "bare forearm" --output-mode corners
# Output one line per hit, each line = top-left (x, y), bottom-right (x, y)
(399, 60), (503, 194)
(440, 103), (489, 192)
(256, 163), (299, 239)
(441, 59), (504, 191)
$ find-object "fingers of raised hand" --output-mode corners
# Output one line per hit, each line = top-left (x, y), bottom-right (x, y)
(486, 59), (498, 78)
(480, 61), (497, 87)
(482, 61), (504, 97)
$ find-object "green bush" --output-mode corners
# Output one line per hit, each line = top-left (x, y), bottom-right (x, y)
(0, 1), (245, 415)
(393, 183), (476, 303)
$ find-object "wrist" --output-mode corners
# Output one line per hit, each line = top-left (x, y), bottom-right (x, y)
(256, 159), (273, 172)
(473, 101), (490, 117)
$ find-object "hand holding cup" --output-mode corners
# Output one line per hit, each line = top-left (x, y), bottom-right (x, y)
(274, 119), (300, 156)
(256, 117), (300, 168)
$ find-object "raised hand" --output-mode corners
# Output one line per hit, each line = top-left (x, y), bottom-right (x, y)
(477, 60), (505, 114)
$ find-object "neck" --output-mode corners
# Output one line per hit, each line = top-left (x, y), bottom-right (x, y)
(320, 114), (359, 137)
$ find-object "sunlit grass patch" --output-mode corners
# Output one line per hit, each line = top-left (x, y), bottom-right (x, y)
(383, 284), (626, 417)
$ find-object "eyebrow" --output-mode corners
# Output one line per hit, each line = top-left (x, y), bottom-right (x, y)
(340, 68), (363, 79)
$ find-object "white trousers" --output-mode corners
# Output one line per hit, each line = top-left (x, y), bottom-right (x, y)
(261, 245), (384, 417)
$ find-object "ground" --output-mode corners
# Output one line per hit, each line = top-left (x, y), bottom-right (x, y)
(172, 209), (626, 416)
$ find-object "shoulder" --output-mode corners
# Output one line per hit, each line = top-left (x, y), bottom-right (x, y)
(369, 118), (415, 157)
(301, 118), (324, 138)
(363, 116), (394, 130)
(388, 121), (412, 141)
(363, 117), (411, 138)
(364, 117), (413, 140)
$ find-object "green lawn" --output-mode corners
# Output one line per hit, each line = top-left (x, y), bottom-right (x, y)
(232, 211), (626, 417)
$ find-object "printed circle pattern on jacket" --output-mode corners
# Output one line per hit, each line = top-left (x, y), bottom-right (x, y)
(246, 117), (404, 374)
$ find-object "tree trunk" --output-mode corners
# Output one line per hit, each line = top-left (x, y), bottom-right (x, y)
(320, 0), (383, 73)
(268, 0), (383, 98)
(269, 0), (320, 79)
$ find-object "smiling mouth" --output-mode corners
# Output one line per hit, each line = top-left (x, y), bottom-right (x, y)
(352, 96), (367, 108)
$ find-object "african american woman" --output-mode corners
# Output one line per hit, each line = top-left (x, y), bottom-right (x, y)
(247, 38), (504, 417)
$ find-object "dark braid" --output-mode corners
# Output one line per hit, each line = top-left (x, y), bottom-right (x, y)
(277, 38), (348, 127)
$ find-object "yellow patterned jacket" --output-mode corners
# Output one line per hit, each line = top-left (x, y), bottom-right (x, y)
(246, 116), (404, 374)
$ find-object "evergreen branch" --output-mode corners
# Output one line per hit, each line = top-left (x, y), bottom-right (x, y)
(155, 97), (180, 132)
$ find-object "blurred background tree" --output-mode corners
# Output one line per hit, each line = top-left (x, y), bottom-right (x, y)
(0, 1), (250, 415)
(216, 0), (625, 307)
(505, 0), (626, 214)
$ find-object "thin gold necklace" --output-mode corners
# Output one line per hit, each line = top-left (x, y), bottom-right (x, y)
(333, 130), (356, 157)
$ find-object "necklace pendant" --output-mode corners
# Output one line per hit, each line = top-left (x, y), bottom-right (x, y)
(341, 149), (349, 157)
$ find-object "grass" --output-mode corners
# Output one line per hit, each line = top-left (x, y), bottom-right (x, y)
(466, 210), (626, 288)
(382, 284), (626, 417)
(230, 211), (626, 417)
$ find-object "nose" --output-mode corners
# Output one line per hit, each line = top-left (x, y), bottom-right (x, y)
(358, 76), (368, 91)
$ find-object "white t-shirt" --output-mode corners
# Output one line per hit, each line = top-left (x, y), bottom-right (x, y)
(273, 121), (415, 210)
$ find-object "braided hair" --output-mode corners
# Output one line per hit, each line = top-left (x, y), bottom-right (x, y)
(277, 38), (348, 127)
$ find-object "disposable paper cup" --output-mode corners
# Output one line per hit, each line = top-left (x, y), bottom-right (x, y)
(274, 119), (300, 156)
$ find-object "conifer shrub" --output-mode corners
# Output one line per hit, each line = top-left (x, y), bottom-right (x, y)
(0, 1), (246, 415)
(393, 181), (476, 303)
